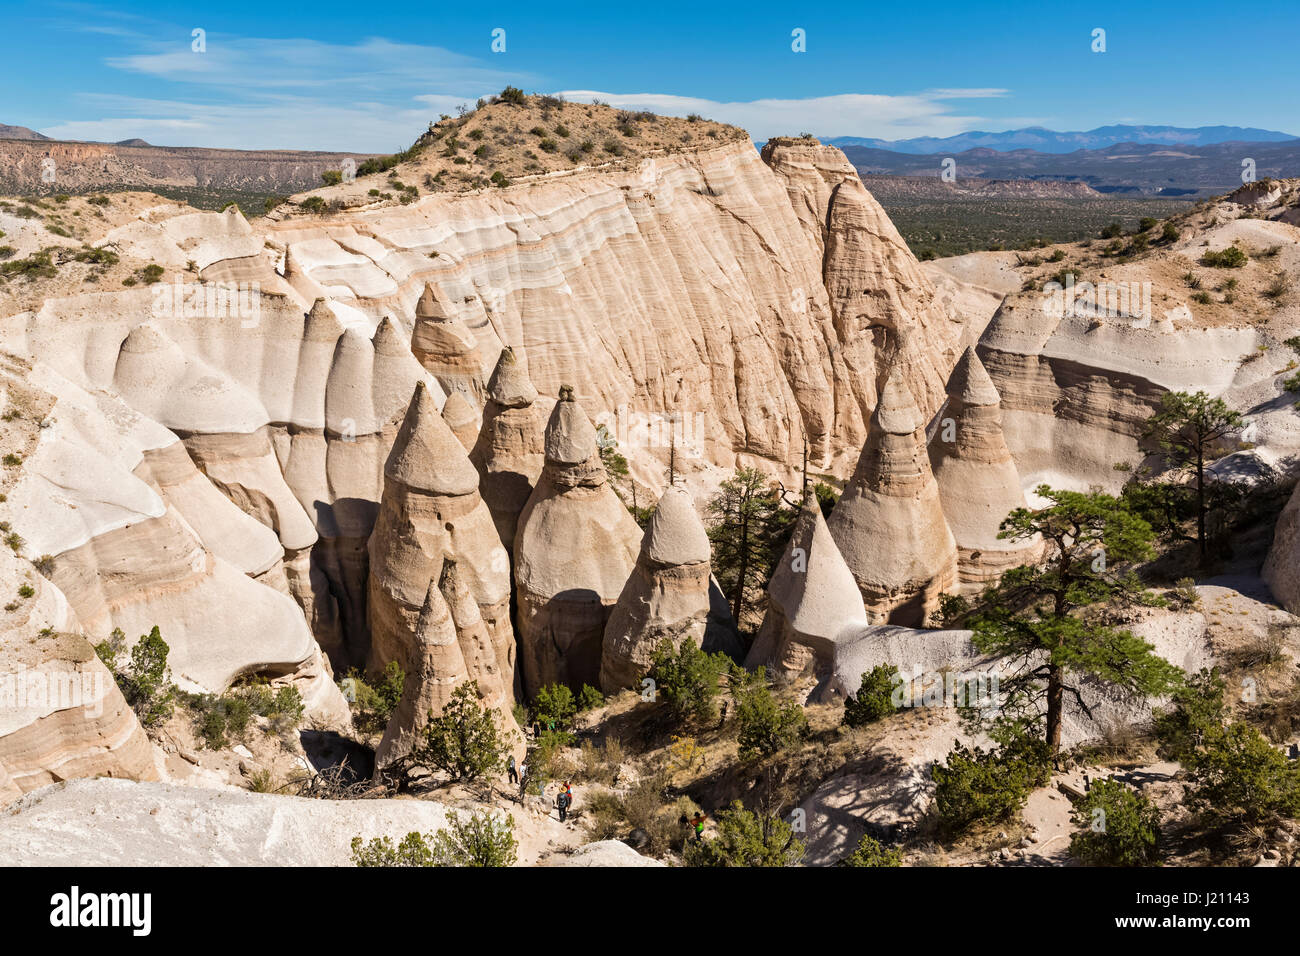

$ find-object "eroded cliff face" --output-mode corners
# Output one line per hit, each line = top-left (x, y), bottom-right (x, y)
(1, 135), (964, 752)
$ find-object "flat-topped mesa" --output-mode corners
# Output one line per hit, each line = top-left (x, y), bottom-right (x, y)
(374, 579), (467, 768)
(929, 347), (1042, 588)
(366, 381), (514, 692)
(470, 346), (546, 551)
(410, 283), (486, 404)
(747, 491), (869, 683)
(826, 373), (958, 626)
(441, 390), (481, 452)
(514, 387), (642, 696)
(599, 486), (715, 691)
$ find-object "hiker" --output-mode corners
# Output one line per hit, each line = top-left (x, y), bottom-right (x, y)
(507, 755), (518, 785)
(718, 701), (728, 729)
(517, 760), (528, 800)
(689, 811), (707, 843)
(556, 781), (573, 822)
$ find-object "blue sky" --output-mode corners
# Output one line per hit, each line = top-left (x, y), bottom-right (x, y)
(5, 0), (1297, 151)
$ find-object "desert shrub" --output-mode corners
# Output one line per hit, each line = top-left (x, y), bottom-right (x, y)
(191, 692), (254, 749)
(342, 661), (404, 733)
(1201, 246), (1247, 268)
(843, 664), (900, 727)
(17, 584), (34, 598)
(94, 626), (175, 728)
(533, 682), (577, 730)
(932, 721), (1050, 836)
(838, 833), (903, 867)
(683, 800), (804, 867)
(1138, 217), (1158, 232)
(1154, 667), (1225, 761)
(538, 138), (558, 153)
(1100, 221), (1123, 239)
(321, 170), (342, 186)
(1068, 778), (1162, 865)
(734, 672), (808, 759)
(646, 638), (727, 725)
(351, 831), (437, 867)
(428, 810), (517, 866)
(1161, 222), (1180, 242)
(578, 737), (624, 784)
(577, 683), (605, 711)
(300, 196), (327, 214)
(404, 680), (507, 782)
(1264, 274), (1292, 301)
(1184, 722), (1300, 827)
(497, 86), (526, 106)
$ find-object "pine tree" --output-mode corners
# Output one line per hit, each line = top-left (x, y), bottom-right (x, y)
(705, 467), (794, 626)
(1142, 390), (1244, 563)
(965, 485), (1182, 752)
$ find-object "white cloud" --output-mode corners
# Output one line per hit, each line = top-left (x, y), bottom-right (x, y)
(558, 89), (1025, 142)
(38, 92), (482, 152)
(36, 25), (529, 151)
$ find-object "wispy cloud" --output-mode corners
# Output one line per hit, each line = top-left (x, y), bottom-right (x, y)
(38, 22), (529, 150)
(557, 89), (1026, 142)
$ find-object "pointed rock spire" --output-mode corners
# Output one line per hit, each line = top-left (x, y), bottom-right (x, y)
(470, 347), (546, 550)
(385, 381), (480, 496)
(410, 282), (486, 402)
(441, 390), (480, 451)
(374, 579), (467, 767)
(368, 379), (515, 693)
(515, 389), (642, 695)
(487, 346), (538, 408)
(600, 487), (718, 691)
(826, 372), (957, 625)
(929, 347), (1040, 588)
(747, 491), (868, 678)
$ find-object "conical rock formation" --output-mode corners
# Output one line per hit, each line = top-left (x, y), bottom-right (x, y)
(929, 347), (1042, 587)
(747, 491), (869, 682)
(367, 381), (514, 704)
(470, 347), (546, 551)
(441, 390), (481, 451)
(374, 579), (467, 767)
(599, 487), (714, 691)
(514, 388), (641, 695)
(826, 374), (957, 625)
(410, 283), (486, 403)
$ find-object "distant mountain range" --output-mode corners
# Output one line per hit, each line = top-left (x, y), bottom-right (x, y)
(826, 124), (1298, 155)
(840, 138), (1300, 198)
(0, 123), (153, 147)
